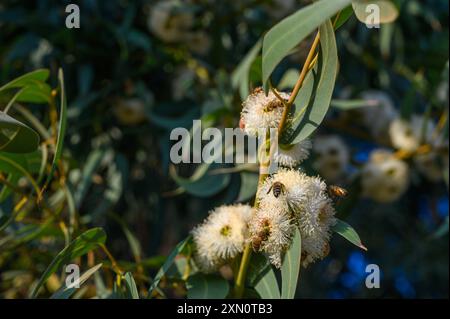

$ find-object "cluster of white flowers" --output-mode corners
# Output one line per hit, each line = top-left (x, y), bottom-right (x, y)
(252, 169), (337, 268)
(275, 140), (312, 168)
(361, 150), (410, 203)
(192, 204), (253, 273)
(240, 87), (290, 137)
(358, 90), (448, 185)
(148, 1), (210, 54)
(313, 135), (350, 183)
(191, 169), (337, 272)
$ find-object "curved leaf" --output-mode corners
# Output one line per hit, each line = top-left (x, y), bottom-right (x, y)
(170, 164), (231, 198)
(124, 272), (140, 299)
(51, 263), (103, 299)
(0, 111), (39, 153)
(333, 219), (367, 251)
(284, 20), (338, 144)
(186, 274), (229, 299)
(0, 69), (49, 92)
(262, 0), (351, 90)
(232, 40), (262, 100)
(43, 68), (67, 189)
(30, 228), (107, 298)
(148, 236), (191, 296)
(281, 227), (301, 299)
(247, 253), (280, 299)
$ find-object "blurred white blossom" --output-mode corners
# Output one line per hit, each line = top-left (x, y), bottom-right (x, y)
(361, 150), (410, 203)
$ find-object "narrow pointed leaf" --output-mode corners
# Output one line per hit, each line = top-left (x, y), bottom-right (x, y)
(281, 227), (301, 299)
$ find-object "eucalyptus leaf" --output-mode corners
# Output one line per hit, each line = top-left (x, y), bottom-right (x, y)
(247, 253), (280, 299)
(262, 0), (351, 90)
(124, 272), (140, 299)
(332, 219), (367, 251)
(30, 228), (107, 298)
(186, 273), (229, 299)
(148, 236), (191, 297)
(50, 263), (103, 299)
(284, 20), (338, 144)
(281, 227), (301, 299)
(0, 111), (39, 153)
(43, 68), (67, 189)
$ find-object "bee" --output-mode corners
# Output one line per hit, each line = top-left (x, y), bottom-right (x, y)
(263, 99), (284, 112)
(327, 185), (348, 201)
(252, 221), (271, 251)
(267, 181), (286, 198)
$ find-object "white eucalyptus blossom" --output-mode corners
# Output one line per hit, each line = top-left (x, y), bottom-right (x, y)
(361, 150), (410, 203)
(313, 135), (350, 182)
(275, 140), (312, 168)
(360, 90), (398, 139)
(240, 88), (290, 137)
(389, 115), (435, 152)
(249, 200), (294, 268)
(192, 204), (253, 273)
(256, 169), (337, 268)
(148, 1), (193, 43)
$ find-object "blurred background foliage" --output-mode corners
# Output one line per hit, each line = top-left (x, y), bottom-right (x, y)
(0, 0), (448, 298)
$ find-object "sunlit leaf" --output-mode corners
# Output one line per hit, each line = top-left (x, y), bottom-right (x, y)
(333, 219), (367, 251)
(262, 0), (351, 91)
(281, 227), (301, 299)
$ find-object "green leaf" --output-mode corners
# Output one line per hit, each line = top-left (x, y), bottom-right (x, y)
(43, 68), (67, 189)
(0, 111), (39, 153)
(237, 172), (259, 202)
(334, 5), (354, 30)
(232, 40), (262, 100)
(16, 83), (52, 104)
(284, 20), (338, 144)
(247, 253), (280, 299)
(29, 228), (107, 298)
(50, 263), (103, 299)
(186, 274), (229, 299)
(148, 236), (191, 296)
(0, 152), (40, 195)
(331, 99), (372, 110)
(0, 69), (50, 93)
(124, 272), (140, 299)
(332, 219), (367, 251)
(170, 164), (231, 198)
(262, 0), (351, 90)
(352, 0), (399, 25)
(280, 227), (301, 299)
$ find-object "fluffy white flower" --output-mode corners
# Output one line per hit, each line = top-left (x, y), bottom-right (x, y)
(275, 140), (312, 168)
(192, 204), (253, 272)
(257, 169), (336, 267)
(240, 88), (290, 137)
(148, 1), (193, 43)
(313, 135), (349, 182)
(360, 90), (398, 139)
(249, 200), (294, 268)
(389, 115), (435, 152)
(361, 150), (410, 203)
